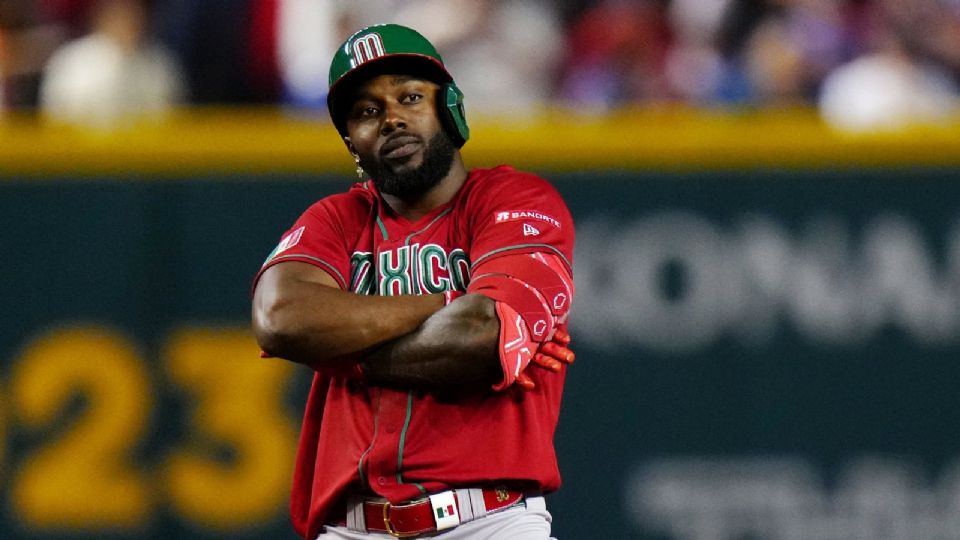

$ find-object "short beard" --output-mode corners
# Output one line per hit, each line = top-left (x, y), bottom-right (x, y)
(361, 130), (456, 199)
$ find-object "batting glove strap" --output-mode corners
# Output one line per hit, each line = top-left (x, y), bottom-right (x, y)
(491, 301), (536, 391)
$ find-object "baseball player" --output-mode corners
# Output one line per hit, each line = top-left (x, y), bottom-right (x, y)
(252, 24), (576, 539)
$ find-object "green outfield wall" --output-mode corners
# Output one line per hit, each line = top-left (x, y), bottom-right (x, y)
(2, 112), (960, 539)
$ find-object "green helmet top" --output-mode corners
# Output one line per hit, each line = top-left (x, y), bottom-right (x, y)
(326, 24), (468, 145)
(328, 24), (451, 88)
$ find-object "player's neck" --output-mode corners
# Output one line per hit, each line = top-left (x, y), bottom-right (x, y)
(381, 154), (468, 222)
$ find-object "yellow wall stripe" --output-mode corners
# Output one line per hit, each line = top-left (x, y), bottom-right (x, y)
(2, 107), (960, 177)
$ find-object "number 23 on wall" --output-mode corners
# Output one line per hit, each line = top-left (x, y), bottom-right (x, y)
(0, 325), (299, 533)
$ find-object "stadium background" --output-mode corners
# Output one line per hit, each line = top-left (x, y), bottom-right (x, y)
(4, 1), (960, 539)
(3, 112), (960, 540)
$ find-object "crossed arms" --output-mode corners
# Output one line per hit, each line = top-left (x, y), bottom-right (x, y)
(251, 259), (570, 389)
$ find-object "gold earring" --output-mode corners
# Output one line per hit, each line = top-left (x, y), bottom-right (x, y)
(354, 155), (364, 180)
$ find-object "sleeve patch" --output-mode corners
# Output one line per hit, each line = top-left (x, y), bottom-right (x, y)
(494, 210), (561, 229)
(263, 225), (305, 266)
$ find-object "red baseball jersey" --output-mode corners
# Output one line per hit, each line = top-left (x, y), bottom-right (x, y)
(254, 165), (575, 539)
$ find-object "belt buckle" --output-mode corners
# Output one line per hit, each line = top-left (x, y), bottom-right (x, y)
(382, 501), (420, 538)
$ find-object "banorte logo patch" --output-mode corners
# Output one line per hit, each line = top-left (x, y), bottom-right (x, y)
(494, 210), (561, 229)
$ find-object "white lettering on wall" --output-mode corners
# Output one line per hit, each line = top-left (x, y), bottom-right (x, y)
(627, 457), (960, 540)
(572, 213), (960, 351)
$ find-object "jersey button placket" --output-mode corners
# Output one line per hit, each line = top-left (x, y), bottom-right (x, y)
(366, 390), (407, 493)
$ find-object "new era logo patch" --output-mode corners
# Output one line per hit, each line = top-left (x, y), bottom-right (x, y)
(523, 223), (540, 237)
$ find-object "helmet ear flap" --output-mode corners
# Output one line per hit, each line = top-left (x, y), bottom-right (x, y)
(440, 83), (469, 147)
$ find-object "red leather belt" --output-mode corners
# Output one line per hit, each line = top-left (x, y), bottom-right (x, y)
(346, 487), (525, 537)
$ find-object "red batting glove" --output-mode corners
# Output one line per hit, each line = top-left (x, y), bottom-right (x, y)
(530, 329), (575, 373)
(517, 328), (575, 391)
(551, 327), (572, 346)
(516, 372), (537, 391)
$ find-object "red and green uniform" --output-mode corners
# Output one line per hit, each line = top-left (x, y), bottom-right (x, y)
(254, 165), (575, 539)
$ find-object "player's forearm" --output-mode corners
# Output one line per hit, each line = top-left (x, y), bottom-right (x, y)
(253, 277), (444, 367)
(362, 294), (501, 388)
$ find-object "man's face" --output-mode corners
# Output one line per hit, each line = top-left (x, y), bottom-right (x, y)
(345, 74), (457, 199)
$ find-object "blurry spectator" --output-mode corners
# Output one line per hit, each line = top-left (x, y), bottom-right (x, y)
(10, 0), (960, 121)
(350, 1), (562, 117)
(662, 0), (730, 103)
(818, 0), (960, 131)
(263, 0), (960, 121)
(394, 0), (563, 118)
(40, 0), (184, 128)
(558, 0), (673, 111)
(741, 15), (809, 104)
(0, 0), (65, 110)
(276, 0), (338, 109)
(819, 50), (959, 131)
(156, 0), (278, 104)
(710, 0), (850, 106)
(39, 0), (97, 38)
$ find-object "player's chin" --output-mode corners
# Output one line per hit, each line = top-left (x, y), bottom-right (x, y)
(384, 153), (424, 174)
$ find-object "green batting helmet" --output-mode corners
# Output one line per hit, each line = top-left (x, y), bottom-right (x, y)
(327, 24), (470, 147)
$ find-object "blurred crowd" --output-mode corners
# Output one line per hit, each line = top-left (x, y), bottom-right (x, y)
(1, 0), (958, 131)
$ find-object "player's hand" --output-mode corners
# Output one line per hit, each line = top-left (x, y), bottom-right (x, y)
(516, 328), (575, 391)
(531, 328), (574, 372)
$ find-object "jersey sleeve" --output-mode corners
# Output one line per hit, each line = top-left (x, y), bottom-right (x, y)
(253, 198), (353, 291)
(467, 170), (575, 274)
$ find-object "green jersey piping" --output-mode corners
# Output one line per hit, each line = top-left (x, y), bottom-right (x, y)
(376, 216), (389, 241)
(267, 254), (348, 289)
(471, 243), (571, 271)
(357, 389), (383, 487)
(396, 391), (426, 494)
